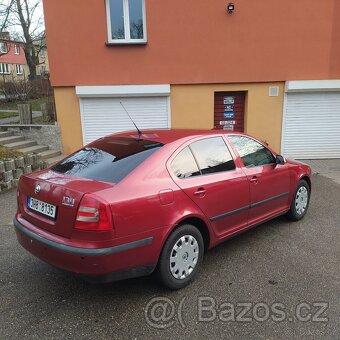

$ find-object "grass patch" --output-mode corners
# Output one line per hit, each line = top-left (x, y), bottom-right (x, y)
(0, 97), (52, 112)
(0, 145), (24, 160)
(0, 111), (18, 119)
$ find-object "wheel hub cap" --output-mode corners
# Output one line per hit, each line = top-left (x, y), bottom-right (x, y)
(295, 186), (308, 215)
(170, 235), (199, 280)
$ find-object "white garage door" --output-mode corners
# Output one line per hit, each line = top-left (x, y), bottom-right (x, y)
(282, 92), (340, 159)
(80, 96), (170, 144)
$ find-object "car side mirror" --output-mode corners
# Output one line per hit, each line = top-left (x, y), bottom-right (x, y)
(276, 155), (285, 165)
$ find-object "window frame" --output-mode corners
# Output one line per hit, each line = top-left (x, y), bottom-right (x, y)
(170, 146), (201, 180)
(106, 0), (147, 44)
(228, 134), (276, 169)
(0, 63), (10, 74)
(14, 44), (20, 55)
(16, 64), (23, 75)
(0, 42), (8, 54)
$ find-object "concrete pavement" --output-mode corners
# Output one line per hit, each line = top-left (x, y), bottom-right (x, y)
(303, 159), (340, 185)
(0, 173), (339, 339)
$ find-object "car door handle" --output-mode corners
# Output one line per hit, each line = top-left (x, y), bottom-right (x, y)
(194, 187), (206, 196)
(250, 176), (258, 183)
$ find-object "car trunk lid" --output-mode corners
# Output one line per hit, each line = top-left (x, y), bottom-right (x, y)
(18, 170), (114, 238)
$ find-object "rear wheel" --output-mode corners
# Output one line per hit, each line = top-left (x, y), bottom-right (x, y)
(157, 224), (204, 290)
(287, 179), (310, 221)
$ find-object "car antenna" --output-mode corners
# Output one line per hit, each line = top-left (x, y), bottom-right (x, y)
(120, 101), (143, 138)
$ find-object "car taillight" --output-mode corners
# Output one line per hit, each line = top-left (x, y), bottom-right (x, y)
(75, 194), (113, 231)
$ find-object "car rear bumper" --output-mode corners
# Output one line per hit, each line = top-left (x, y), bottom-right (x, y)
(14, 217), (159, 280)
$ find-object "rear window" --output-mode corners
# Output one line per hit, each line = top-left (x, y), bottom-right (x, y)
(52, 137), (163, 183)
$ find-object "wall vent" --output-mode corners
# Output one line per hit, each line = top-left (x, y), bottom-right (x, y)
(269, 86), (279, 97)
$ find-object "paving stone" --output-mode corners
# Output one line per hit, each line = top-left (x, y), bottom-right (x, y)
(1, 181), (12, 191)
(33, 154), (42, 163)
(23, 165), (32, 174)
(24, 154), (34, 166)
(40, 162), (49, 170)
(13, 168), (23, 179)
(2, 171), (14, 182)
(0, 161), (4, 172)
(14, 157), (25, 168)
(4, 159), (15, 171)
(11, 179), (19, 188)
(31, 163), (41, 172)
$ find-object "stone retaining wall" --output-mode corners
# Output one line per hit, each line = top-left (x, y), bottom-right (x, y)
(0, 155), (48, 193)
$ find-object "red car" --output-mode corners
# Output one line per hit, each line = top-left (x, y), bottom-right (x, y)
(14, 130), (311, 289)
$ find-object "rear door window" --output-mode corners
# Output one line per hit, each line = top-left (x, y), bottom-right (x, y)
(190, 137), (236, 175)
(52, 137), (163, 183)
(171, 147), (201, 179)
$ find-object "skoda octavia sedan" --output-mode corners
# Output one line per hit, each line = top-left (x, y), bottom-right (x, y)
(14, 130), (311, 289)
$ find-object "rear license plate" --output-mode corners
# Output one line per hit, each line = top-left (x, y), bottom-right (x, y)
(27, 197), (57, 219)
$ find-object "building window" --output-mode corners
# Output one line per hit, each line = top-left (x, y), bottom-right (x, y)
(14, 44), (20, 55)
(106, 0), (147, 43)
(0, 63), (10, 74)
(16, 64), (23, 75)
(0, 42), (8, 54)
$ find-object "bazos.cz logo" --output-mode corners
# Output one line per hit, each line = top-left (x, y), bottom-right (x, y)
(144, 296), (329, 329)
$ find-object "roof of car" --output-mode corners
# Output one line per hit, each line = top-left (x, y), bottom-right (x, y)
(111, 129), (240, 144)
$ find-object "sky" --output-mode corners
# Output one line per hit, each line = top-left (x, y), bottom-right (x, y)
(2, 0), (45, 36)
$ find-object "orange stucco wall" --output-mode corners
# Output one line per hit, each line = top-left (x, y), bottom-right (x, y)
(171, 83), (285, 153)
(43, 0), (340, 87)
(54, 87), (83, 155)
(54, 83), (284, 155)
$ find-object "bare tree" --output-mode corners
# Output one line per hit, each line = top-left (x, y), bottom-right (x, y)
(14, 0), (45, 80)
(0, 0), (46, 80)
(0, 0), (14, 34)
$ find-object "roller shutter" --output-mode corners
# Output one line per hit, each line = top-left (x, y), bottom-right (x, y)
(282, 92), (340, 159)
(80, 96), (170, 144)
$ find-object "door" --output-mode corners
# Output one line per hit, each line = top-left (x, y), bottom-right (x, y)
(282, 92), (340, 159)
(228, 135), (291, 224)
(80, 96), (170, 144)
(214, 92), (246, 132)
(170, 136), (250, 238)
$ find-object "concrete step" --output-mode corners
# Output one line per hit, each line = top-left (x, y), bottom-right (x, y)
(46, 154), (65, 166)
(0, 135), (25, 145)
(0, 131), (13, 138)
(39, 149), (61, 160)
(18, 144), (49, 154)
(5, 139), (37, 149)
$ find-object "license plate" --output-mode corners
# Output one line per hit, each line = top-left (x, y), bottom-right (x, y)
(27, 197), (57, 219)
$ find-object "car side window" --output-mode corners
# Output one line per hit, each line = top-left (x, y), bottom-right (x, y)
(170, 147), (201, 179)
(229, 136), (276, 168)
(189, 137), (236, 175)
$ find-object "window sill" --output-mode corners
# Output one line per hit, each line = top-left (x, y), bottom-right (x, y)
(105, 41), (147, 46)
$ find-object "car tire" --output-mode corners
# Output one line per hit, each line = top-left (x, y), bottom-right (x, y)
(157, 224), (204, 290)
(287, 179), (310, 221)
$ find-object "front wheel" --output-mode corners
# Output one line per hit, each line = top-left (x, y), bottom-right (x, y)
(287, 179), (310, 221)
(157, 224), (204, 290)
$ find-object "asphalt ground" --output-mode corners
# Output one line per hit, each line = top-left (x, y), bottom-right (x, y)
(0, 173), (339, 339)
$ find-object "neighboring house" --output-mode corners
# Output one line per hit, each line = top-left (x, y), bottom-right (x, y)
(36, 46), (49, 76)
(43, 0), (340, 158)
(0, 33), (49, 81)
(0, 36), (28, 81)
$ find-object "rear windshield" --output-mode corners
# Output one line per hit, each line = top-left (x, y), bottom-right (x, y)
(52, 137), (163, 183)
